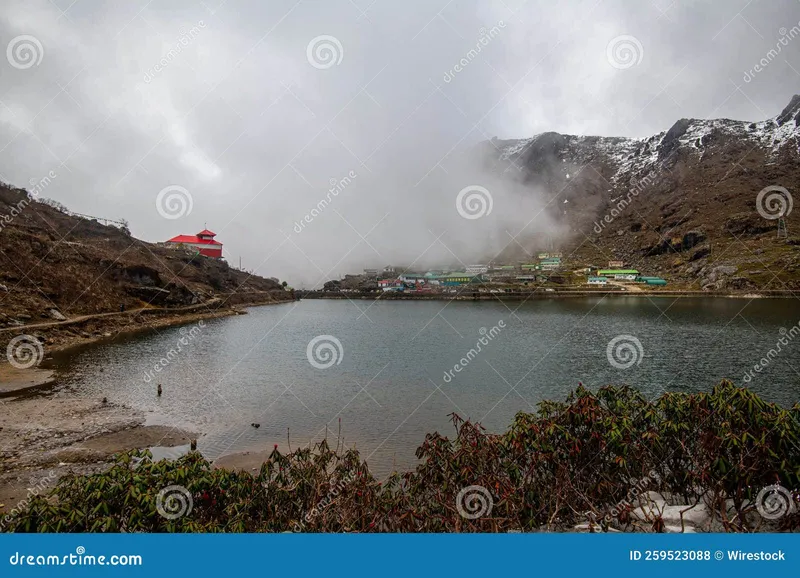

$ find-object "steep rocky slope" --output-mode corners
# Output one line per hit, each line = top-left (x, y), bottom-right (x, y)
(485, 95), (800, 290)
(0, 183), (289, 323)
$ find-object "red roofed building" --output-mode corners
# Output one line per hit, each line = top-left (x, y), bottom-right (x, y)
(165, 229), (223, 259)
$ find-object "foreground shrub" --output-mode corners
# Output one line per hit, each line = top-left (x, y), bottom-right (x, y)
(4, 380), (800, 532)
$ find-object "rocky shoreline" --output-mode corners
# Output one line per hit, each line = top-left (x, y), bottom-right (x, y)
(0, 299), (294, 516)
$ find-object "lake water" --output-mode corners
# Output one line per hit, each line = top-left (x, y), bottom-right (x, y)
(52, 297), (800, 477)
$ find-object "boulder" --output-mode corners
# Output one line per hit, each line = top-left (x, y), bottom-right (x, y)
(681, 230), (706, 251)
(664, 524), (697, 533)
(48, 309), (66, 321)
(713, 265), (737, 277)
(689, 246), (710, 262)
(660, 503), (710, 527)
(125, 286), (171, 305)
(728, 277), (754, 290)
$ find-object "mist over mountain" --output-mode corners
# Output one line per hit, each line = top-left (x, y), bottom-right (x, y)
(1, 0), (799, 288)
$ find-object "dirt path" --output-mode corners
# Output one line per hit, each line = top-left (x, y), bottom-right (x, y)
(0, 298), (223, 334)
(605, 280), (645, 292)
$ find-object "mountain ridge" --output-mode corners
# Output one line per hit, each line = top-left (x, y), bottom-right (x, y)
(483, 94), (800, 290)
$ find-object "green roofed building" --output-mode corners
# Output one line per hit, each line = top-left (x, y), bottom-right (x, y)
(637, 276), (667, 286)
(598, 268), (639, 281)
(436, 272), (485, 286)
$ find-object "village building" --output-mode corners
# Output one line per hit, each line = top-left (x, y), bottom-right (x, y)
(378, 279), (404, 291)
(597, 269), (639, 281)
(587, 276), (608, 285)
(436, 272), (485, 286)
(636, 276), (668, 286)
(465, 264), (489, 274)
(540, 257), (561, 271)
(165, 229), (223, 258)
(398, 273), (427, 286)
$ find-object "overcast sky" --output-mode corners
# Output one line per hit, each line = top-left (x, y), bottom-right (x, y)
(1, 0), (799, 287)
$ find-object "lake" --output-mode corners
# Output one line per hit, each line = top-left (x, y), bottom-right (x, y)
(52, 297), (800, 477)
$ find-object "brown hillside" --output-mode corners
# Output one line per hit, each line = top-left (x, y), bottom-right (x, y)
(486, 95), (800, 291)
(0, 184), (288, 324)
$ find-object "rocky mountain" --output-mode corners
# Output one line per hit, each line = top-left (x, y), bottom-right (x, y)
(0, 184), (290, 323)
(485, 95), (800, 290)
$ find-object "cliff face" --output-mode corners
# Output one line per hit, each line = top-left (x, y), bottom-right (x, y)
(0, 184), (288, 322)
(485, 95), (800, 289)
